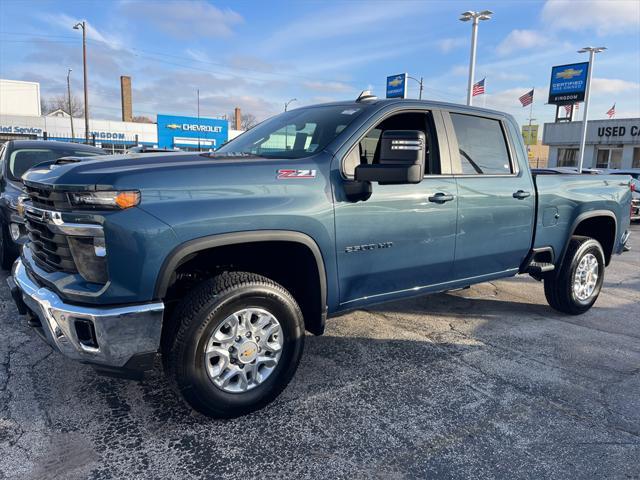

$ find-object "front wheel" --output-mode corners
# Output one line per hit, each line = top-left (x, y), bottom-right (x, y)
(165, 272), (305, 418)
(544, 236), (605, 315)
(0, 220), (18, 270)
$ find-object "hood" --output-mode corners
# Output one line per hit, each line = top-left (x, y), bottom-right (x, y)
(21, 151), (275, 191)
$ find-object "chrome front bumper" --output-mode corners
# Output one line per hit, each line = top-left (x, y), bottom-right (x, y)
(8, 258), (164, 369)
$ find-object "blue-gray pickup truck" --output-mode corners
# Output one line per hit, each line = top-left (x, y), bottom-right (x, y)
(7, 95), (633, 418)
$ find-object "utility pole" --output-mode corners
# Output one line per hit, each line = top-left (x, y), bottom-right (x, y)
(460, 10), (493, 106)
(66, 68), (75, 140)
(197, 88), (201, 151)
(576, 46), (606, 173)
(73, 21), (90, 143)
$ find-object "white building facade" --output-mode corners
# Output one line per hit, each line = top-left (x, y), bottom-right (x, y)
(0, 79), (41, 117)
(543, 118), (640, 170)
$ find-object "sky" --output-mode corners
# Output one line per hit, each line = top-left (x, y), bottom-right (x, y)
(0, 0), (639, 129)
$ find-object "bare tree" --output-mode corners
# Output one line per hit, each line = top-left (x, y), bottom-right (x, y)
(132, 116), (153, 123)
(241, 113), (257, 130)
(229, 112), (257, 130)
(41, 94), (84, 117)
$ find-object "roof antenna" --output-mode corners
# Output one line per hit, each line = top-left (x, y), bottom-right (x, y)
(356, 90), (378, 102)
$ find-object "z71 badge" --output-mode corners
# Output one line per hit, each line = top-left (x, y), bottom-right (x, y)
(277, 169), (317, 179)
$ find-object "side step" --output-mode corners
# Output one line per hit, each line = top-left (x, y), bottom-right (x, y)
(526, 261), (555, 275)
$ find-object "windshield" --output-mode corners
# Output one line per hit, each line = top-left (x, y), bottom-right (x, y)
(217, 105), (365, 159)
(8, 148), (103, 180)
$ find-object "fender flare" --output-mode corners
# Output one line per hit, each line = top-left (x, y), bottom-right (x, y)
(153, 230), (328, 311)
(558, 209), (617, 267)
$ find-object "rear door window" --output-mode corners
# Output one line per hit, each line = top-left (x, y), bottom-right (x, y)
(450, 113), (512, 175)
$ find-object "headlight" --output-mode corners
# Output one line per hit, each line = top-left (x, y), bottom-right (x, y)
(68, 191), (140, 209)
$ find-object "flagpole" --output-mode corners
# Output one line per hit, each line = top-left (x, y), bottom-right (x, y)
(483, 78), (487, 108)
(528, 88), (534, 145)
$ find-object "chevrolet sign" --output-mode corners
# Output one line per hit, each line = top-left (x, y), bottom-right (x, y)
(157, 114), (228, 150)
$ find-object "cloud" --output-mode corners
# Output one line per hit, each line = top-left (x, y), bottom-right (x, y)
(590, 78), (640, 94)
(260, 2), (429, 53)
(119, 0), (243, 38)
(497, 29), (550, 56)
(43, 13), (124, 48)
(542, 0), (640, 35)
(303, 81), (353, 92)
(437, 37), (466, 53)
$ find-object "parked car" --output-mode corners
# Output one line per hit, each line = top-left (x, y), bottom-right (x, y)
(126, 146), (180, 154)
(0, 140), (106, 269)
(7, 95), (632, 418)
(598, 169), (640, 221)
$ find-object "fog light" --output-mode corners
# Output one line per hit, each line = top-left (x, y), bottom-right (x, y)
(9, 223), (21, 241)
(67, 237), (109, 284)
(93, 237), (106, 257)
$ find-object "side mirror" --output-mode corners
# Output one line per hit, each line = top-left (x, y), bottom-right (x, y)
(355, 130), (426, 184)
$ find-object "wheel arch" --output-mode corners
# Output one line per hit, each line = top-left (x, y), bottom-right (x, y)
(560, 210), (617, 267)
(155, 230), (328, 336)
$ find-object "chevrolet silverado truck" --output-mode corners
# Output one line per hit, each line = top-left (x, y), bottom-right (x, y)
(7, 94), (633, 418)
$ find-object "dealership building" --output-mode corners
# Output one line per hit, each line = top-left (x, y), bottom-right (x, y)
(543, 118), (640, 170)
(0, 79), (241, 153)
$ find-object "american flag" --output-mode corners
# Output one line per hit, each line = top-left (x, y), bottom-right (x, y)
(564, 103), (579, 115)
(606, 103), (616, 118)
(519, 89), (534, 107)
(472, 78), (485, 96)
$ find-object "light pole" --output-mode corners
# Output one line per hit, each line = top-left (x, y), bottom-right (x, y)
(66, 68), (75, 140)
(73, 21), (90, 144)
(460, 10), (493, 106)
(408, 76), (424, 99)
(576, 46), (606, 173)
(284, 98), (297, 112)
(197, 88), (201, 151)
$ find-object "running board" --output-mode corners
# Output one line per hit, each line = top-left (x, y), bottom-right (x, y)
(526, 261), (555, 274)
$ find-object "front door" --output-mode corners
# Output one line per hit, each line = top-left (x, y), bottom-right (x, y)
(333, 110), (458, 307)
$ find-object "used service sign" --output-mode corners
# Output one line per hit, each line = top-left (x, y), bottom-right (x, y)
(548, 62), (589, 104)
(157, 114), (228, 149)
(386, 73), (407, 99)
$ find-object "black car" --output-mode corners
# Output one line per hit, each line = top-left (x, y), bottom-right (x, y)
(0, 140), (106, 269)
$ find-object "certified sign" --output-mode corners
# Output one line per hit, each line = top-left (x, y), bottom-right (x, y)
(548, 62), (589, 105)
(386, 73), (407, 99)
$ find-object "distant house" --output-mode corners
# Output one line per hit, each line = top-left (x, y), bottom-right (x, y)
(46, 109), (70, 118)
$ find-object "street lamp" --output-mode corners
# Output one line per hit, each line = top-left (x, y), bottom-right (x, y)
(73, 21), (90, 144)
(66, 68), (75, 140)
(284, 98), (297, 111)
(459, 10), (493, 106)
(408, 75), (424, 100)
(576, 46), (606, 173)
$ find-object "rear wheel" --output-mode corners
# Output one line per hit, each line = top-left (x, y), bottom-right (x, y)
(165, 271), (305, 418)
(544, 236), (605, 315)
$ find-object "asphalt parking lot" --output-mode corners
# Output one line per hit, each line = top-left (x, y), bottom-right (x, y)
(1, 224), (638, 480)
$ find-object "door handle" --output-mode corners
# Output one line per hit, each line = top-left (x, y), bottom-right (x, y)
(513, 190), (531, 199)
(428, 192), (455, 203)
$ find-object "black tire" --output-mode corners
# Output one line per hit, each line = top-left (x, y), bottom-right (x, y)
(165, 271), (305, 418)
(544, 236), (605, 315)
(0, 220), (18, 271)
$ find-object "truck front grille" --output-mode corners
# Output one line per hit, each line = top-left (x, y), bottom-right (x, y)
(25, 184), (72, 211)
(23, 184), (77, 273)
(24, 210), (78, 273)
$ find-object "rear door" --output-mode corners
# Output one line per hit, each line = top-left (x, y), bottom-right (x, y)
(333, 108), (458, 307)
(443, 110), (535, 279)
